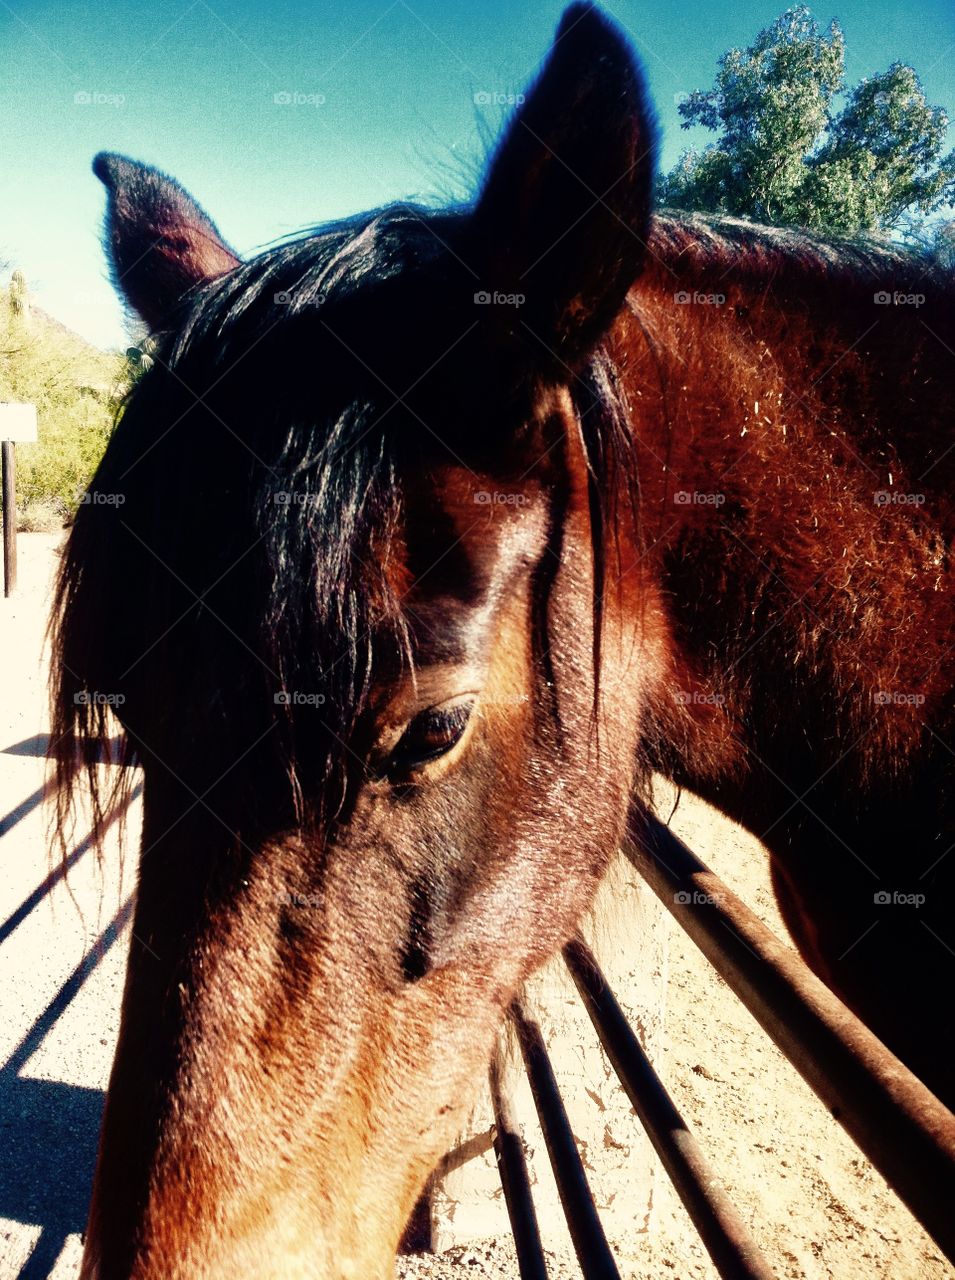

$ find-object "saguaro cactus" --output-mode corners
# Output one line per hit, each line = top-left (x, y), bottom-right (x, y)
(9, 268), (31, 331)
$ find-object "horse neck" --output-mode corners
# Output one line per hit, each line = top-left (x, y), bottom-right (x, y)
(600, 256), (954, 801)
(606, 256), (954, 543)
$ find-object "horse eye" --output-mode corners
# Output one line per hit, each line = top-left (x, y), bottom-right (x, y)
(389, 701), (474, 774)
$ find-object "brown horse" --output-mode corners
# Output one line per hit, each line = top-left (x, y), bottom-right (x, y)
(52, 3), (954, 1276)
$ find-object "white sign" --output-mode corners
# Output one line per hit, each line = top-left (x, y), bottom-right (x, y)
(0, 403), (38, 443)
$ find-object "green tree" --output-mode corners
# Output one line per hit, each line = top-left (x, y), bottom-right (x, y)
(0, 274), (128, 528)
(934, 220), (955, 267)
(660, 6), (955, 235)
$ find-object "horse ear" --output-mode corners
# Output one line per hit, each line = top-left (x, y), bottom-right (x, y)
(93, 152), (240, 331)
(470, 3), (656, 371)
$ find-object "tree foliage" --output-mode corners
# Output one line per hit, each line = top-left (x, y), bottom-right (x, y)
(659, 6), (955, 235)
(0, 273), (129, 529)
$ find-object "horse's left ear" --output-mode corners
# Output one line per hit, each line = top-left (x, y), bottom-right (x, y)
(470, 3), (656, 371)
(93, 152), (240, 332)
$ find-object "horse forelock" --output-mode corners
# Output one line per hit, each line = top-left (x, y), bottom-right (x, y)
(50, 202), (640, 864)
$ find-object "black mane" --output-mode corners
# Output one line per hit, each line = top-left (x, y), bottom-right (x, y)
(51, 200), (633, 853)
(652, 209), (953, 295)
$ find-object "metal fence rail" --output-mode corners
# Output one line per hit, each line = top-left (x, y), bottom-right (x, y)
(628, 809), (955, 1261)
(512, 1004), (621, 1279)
(490, 1053), (549, 1280)
(564, 938), (775, 1280)
(488, 811), (955, 1278)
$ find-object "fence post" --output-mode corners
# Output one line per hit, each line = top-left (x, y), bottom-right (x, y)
(2, 439), (16, 596)
(0, 404), (38, 598)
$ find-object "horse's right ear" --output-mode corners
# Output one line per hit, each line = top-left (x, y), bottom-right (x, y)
(93, 152), (240, 331)
(470, 3), (656, 372)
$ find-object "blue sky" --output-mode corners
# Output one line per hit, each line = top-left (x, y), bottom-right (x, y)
(2, 0), (953, 349)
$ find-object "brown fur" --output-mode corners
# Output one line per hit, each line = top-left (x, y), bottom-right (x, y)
(58, 7), (952, 1277)
(629, 215), (954, 1100)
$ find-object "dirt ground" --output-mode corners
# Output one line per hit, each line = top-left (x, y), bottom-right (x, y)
(1, 533), (951, 1280)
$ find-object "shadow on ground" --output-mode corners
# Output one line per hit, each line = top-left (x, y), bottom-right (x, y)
(1, 868), (133, 1277)
(0, 1073), (103, 1275)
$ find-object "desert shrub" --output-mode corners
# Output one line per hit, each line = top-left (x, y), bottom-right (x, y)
(0, 282), (128, 528)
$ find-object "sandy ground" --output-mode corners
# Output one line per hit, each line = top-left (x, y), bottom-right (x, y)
(1, 533), (951, 1280)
